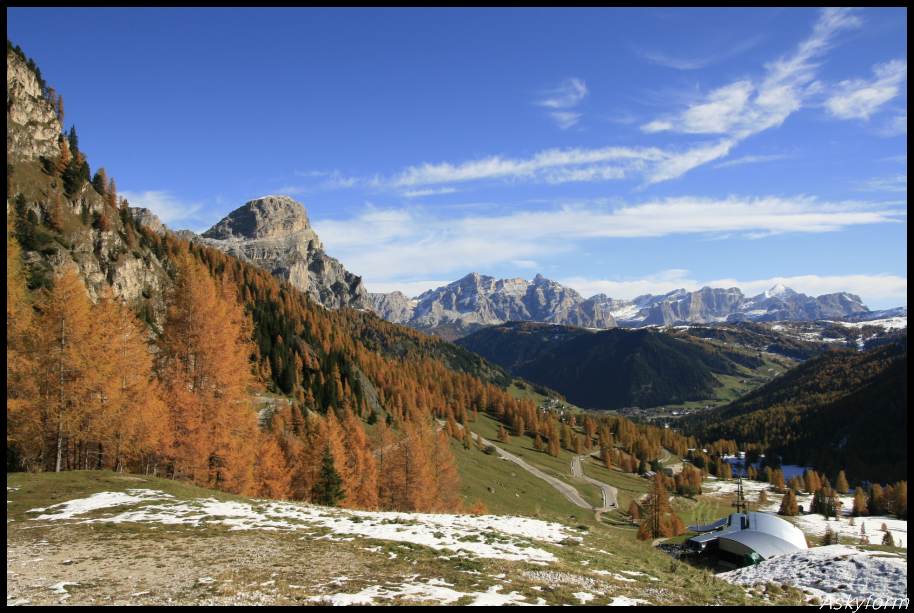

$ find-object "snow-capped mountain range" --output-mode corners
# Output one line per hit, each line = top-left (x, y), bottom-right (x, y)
(369, 273), (902, 336)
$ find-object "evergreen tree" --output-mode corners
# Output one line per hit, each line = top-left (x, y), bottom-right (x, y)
(312, 448), (344, 506)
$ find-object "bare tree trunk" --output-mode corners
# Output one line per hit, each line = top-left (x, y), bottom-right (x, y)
(55, 317), (66, 473)
(55, 426), (64, 473)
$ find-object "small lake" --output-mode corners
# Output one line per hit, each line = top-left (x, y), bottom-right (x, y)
(721, 456), (808, 481)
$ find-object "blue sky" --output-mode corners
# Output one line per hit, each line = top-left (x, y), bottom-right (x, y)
(8, 7), (907, 307)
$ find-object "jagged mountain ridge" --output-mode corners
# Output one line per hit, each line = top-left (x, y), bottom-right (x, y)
(370, 272), (618, 337)
(371, 273), (882, 336)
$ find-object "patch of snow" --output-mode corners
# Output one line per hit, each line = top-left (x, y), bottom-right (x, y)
(827, 317), (907, 330)
(620, 570), (659, 581)
(609, 595), (651, 606)
(28, 489), (174, 520)
(26, 489), (575, 562)
(308, 579), (543, 606)
(573, 592), (594, 603)
(719, 545), (906, 602)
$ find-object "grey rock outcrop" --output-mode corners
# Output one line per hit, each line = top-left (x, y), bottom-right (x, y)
(129, 207), (167, 235)
(7, 48), (61, 161)
(199, 195), (371, 310)
(369, 291), (416, 324)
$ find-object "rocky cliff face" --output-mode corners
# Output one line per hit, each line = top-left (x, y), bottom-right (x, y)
(129, 207), (167, 235)
(375, 273), (618, 335)
(7, 48), (61, 162)
(8, 49), (170, 324)
(369, 291), (416, 324)
(198, 195), (371, 310)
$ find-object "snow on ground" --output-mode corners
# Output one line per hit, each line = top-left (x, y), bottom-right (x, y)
(609, 596), (652, 606)
(306, 578), (545, 606)
(827, 317), (907, 330)
(702, 479), (907, 549)
(28, 489), (174, 520)
(719, 545), (907, 603)
(26, 489), (578, 562)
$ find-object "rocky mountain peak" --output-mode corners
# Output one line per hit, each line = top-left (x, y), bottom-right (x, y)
(765, 283), (796, 299)
(198, 196), (368, 310)
(202, 195), (317, 243)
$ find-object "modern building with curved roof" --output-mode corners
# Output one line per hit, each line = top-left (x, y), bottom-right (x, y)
(686, 511), (808, 565)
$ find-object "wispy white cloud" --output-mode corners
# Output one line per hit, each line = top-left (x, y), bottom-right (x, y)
(366, 9), (863, 191)
(283, 169), (361, 192)
(315, 195), (903, 285)
(854, 174), (907, 193)
(536, 78), (588, 129)
(562, 270), (907, 306)
(637, 34), (765, 71)
(536, 78), (588, 109)
(549, 111), (583, 130)
(714, 153), (793, 169)
(636, 8), (864, 182)
(645, 140), (735, 184)
(642, 8), (861, 141)
(825, 59), (907, 120)
(120, 190), (212, 231)
(878, 112), (907, 137)
(389, 146), (666, 188)
(401, 187), (459, 198)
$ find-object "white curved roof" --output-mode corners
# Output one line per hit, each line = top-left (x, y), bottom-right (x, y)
(747, 512), (808, 551)
(687, 511), (807, 559)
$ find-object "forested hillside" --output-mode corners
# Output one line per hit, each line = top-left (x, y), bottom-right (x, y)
(458, 322), (764, 410)
(682, 341), (907, 483)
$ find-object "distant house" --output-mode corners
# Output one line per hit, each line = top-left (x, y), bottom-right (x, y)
(686, 512), (807, 566)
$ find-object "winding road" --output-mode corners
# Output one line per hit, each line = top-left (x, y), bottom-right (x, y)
(571, 453), (619, 516)
(443, 420), (619, 518)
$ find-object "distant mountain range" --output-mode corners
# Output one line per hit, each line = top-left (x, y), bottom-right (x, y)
(370, 273), (893, 338)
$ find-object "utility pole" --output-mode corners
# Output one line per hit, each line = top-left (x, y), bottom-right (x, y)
(733, 475), (747, 514)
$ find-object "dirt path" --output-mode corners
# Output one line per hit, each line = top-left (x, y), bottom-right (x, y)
(444, 421), (624, 519)
(465, 429), (594, 510)
(571, 454), (618, 516)
(659, 448), (683, 475)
